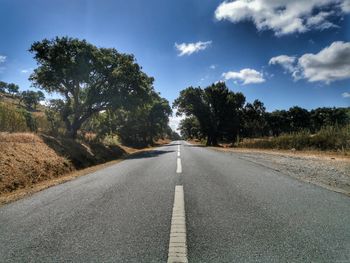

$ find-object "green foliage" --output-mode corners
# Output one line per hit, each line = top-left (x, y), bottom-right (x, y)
(22, 110), (38, 132)
(20, 90), (45, 110)
(310, 107), (349, 132)
(239, 125), (350, 151)
(44, 99), (68, 135)
(6, 83), (19, 95)
(116, 92), (172, 146)
(0, 81), (6, 93)
(179, 116), (201, 139)
(0, 81), (19, 95)
(0, 103), (28, 132)
(174, 82), (245, 145)
(29, 36), (154, 138)
(242, 99), (267, 137)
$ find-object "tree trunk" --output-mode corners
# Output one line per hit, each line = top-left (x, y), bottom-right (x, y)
(66, 124), (78, 139)
(206, 133), (218, 146)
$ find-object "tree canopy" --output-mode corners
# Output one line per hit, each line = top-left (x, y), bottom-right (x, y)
(173, 82), (245, 145)
(29, 37), (155, 138)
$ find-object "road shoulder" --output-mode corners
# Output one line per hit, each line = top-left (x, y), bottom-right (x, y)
(189, 142), (350, 196)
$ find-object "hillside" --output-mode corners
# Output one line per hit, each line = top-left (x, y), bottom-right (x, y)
(0, 132), (127, 195)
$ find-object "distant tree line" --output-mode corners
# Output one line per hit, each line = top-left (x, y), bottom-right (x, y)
(0, 81), (44, 110)
(175, 82), (350, 146)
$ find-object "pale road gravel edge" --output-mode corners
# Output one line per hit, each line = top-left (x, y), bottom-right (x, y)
(210, 147), (350, 196)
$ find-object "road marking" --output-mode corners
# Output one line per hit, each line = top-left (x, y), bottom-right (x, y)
(176, 158), (182, 174)
(177, 151), (180, 157)
(177, 145), (180, 152)
(168, 185), (188, 263)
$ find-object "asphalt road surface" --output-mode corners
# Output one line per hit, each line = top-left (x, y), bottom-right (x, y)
(0, 141), (349, 262)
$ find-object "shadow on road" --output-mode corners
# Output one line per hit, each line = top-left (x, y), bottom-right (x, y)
(185, 144), (206, 148)
(126, 150), (174, 159)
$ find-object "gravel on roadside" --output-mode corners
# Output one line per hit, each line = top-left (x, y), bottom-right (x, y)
(213, 148), (350, 196)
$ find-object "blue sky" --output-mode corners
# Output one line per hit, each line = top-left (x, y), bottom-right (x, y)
(0, 0), (349, 129)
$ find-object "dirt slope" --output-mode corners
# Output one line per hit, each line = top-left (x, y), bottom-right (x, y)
(0, 133), (126, 194)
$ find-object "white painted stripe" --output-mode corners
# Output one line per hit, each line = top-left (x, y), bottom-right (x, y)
(176, 158), (182, 174)
(168, 186), (188, 263)
(177, 145), (180, 152)
(177, 151), (180, 157)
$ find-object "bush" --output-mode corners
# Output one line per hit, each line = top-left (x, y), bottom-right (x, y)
(310, 125), (350, 150)
(22, 110), (37, 132)
(0, 103), (28, 132)
(238, 125), (350, 151)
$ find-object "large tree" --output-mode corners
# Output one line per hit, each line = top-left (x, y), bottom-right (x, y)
(29, 37), (154, 138)
(20, 90), (45, 109)
(116, 92), (172, 146)
(174, 82), (245, 145)
(242, 99), (267, 137)
(178, 116), (201, 140)
(288, 106), (310, 132)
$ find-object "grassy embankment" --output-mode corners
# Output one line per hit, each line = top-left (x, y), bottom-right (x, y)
(0, 94), (169, 204)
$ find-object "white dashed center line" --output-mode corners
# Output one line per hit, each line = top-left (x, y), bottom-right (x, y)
(167, 185), (188, 263)
(176, 144), (182, 174)
(176, 158), (182, 174)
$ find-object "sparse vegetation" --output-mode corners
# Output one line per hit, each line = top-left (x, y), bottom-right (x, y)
(238, 125), (350, 152)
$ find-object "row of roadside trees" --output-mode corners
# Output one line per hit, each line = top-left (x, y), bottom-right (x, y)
(174, 82), (350, 146)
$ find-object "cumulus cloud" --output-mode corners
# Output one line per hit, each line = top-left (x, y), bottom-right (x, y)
(175, 41), (212, 56)
(222, 68), (265, 85)
(298, 41), (350, 83)
(269, 55), (297, 73)
(342, 92), (350, 98)
(0, 55), (6, 63)
(215, 0), (350, 36)
(270, 41), (350, 83)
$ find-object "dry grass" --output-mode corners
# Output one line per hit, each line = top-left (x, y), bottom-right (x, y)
(0, 133), (74, 194)
(0, 132), (127, 195)
(0, 132), (169, 205)
(0, 159), (123, 205)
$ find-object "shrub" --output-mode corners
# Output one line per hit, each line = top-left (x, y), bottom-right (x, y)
(238, 125), (350, 152)
(0, 103), (28, 132)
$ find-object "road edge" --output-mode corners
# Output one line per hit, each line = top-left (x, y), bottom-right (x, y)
(0, 147), (162, 206)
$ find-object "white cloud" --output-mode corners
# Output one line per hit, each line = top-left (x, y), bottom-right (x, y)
(269, 55), (297, 73)
(298, 41), (350, 83)
(270, 41), (350, 83)
(175, 41), (212, 56)
(20, 68), (33, 74)
(223, 68), (265, 85)
(215, 0), (350, 36)
(169, 110), (185, 132)
(0, 55), (6, 63)
(342, 92), (350, 98)
(210, 64), (216, 69)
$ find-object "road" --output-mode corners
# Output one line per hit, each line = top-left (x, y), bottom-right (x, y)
(0, 141), (350, 262)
